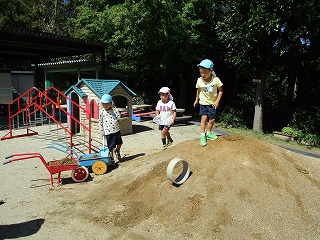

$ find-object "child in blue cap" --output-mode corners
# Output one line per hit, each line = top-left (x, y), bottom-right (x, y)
(193, 59), (224, 147)
(99, 94), (123, 162)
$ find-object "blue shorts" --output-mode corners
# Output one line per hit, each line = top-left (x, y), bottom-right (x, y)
(106, 131), (123, 149)
(199, 104), (217, 119)
(158, 125), (171, 130)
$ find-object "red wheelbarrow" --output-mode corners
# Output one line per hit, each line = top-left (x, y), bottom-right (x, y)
(3, 152), (89, 186)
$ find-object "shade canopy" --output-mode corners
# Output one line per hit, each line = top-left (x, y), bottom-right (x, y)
(0, 26), (106, 62)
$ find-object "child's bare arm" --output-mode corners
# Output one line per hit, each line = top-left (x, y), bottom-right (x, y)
(171, 110), (177, 125)
(194, 89), (200, 107)
(214, 86), (223, 108)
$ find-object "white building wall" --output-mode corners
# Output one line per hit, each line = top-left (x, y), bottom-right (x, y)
(0, 72), (12, 104)
(11, 72), (35, 94)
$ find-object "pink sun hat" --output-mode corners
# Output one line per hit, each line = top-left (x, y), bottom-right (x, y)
(158, 87), (174, 100)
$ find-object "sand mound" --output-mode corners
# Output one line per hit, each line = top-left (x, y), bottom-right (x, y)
(44, 134), (320, 239)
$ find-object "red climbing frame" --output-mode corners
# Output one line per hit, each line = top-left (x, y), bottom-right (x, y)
(1, 87), (92, 154)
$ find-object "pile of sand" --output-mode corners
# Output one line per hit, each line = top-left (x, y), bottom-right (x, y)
(44, 135), (320, 239)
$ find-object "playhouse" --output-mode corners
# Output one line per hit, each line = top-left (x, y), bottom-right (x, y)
(64, 79), (137, 136)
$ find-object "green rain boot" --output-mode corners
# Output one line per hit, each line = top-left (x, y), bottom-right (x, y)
(206, 132), (218, 140)
(200, 135), (207, 147)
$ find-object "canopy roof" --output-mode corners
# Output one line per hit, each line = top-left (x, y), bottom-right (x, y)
(0, 26), (106, 62)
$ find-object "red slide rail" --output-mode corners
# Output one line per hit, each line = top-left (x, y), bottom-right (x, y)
(1, 87), (92, 154)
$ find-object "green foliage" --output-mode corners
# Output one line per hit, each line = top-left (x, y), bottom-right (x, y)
(219, 107), (247, 128)
(215, 0), (320, 132)
(264, 73), (287, 109)
(0, 0), (35, 27)
(216, 1), (281, 70)
(281, 126), (320, 147)
(1, 0), (320, 133)
(281, 126), (302, 138)
(302, 133), (320, 147)
(0, 0), (77, 34)
(284, 109), (320, 146)
(290, 109), (320, 135)
(68, 0), (219, 99)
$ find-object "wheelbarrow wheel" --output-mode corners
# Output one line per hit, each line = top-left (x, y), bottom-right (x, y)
(71, 166), (89, 182)
(92, 160), (107, 175)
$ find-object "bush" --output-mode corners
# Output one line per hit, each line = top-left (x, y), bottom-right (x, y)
(219, 107), (247, 128)
(282, 126), (320, 147)
(281, 127), (303, 138)
(290, 109), (320, 135)
(301, 133), (320, 147)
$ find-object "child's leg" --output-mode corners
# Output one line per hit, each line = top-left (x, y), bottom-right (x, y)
(165, 128), (173, 146)
(161, 128), (167, 145)
(112, 131), (123, 161)
(205, 105), (218, 140)
(200, 115), (208, 146)
(114, 144), (122, 161)
(109, 148), (114, 160)
(106, 135), (114, 160)
(114, 131), (123, 160)
(106, 133), (118, 162)
(115, 143), (122, 151)
(206, 118), (218, 140)
(166, 131), (172, 140)
(200, 115), (208, 134)
(207, 118), (215, 132)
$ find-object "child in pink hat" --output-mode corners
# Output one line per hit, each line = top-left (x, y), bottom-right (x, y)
(154, 87), (177, 149)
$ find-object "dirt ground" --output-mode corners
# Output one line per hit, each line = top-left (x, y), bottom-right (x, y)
(1, 121), (320, 239)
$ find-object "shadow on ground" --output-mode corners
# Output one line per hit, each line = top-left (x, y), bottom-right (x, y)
(132, 123), (154, 133)
(0, 219), (45, 239)
(121, 153), (146, 162)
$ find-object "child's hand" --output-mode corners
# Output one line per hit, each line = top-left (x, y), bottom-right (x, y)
(193, 101), (198, 107)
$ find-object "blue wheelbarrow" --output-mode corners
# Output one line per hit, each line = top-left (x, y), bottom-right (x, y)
(44, 137), (115, 176)
(77, 136), (116, 175)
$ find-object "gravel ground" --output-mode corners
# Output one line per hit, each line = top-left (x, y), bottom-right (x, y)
(1, 120), (320, 240)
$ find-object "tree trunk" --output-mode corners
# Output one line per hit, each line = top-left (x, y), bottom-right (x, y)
(253, 82), (264, 131)
(253, 67), (267, 132)
(282, 62), (298, 124)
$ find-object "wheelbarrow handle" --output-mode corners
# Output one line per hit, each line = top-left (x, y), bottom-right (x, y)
(3, 155), (13, 165)
(3, 159), (11, 165)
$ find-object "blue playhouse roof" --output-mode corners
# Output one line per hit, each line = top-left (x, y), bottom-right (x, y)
(64, 79), (137, 98)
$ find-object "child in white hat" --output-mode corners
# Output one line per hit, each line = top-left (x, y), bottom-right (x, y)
(154, 87), (177, 149)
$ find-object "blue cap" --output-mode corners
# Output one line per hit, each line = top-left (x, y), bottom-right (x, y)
(100, 94), (112, 103)
(197, 59), (214, 69)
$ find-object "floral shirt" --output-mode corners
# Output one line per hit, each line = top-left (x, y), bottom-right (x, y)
(99, 106), (121, 135)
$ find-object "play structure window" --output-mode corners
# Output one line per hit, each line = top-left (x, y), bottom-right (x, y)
(90, 99), (99, 119)
(112, 95), (128, 118)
